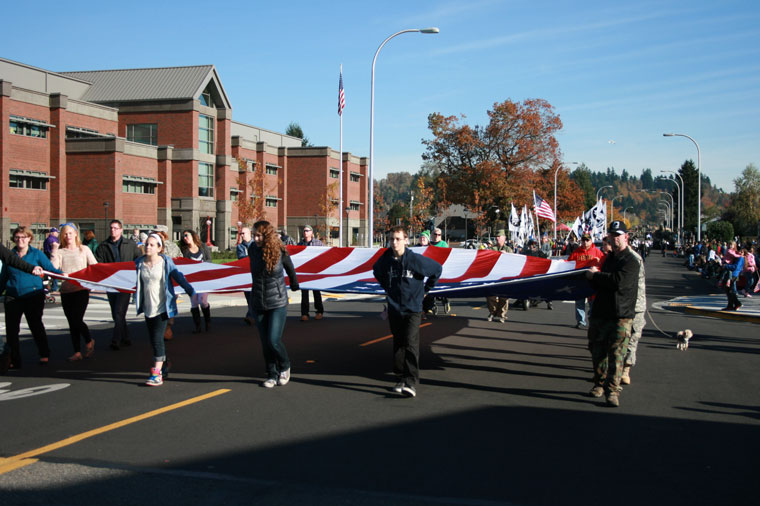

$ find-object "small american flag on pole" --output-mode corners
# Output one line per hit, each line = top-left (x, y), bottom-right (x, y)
(533, 192), (556, 222)
(338, 69), (345, 116)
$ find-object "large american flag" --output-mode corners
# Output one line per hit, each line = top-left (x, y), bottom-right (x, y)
(47, 246), (601, 302)
(338, 69), (345, 116)
(533, 192), (556, 223)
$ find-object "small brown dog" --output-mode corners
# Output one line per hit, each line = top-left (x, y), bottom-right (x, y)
(676, 329), (693, 351)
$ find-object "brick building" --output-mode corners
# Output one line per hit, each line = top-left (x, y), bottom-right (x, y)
(0, 57), (367, 249)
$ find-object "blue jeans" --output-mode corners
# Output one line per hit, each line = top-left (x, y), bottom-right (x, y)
(253, 305), (289, 378)
(575, 298), (587, 326)
(145, 313), (168, 362)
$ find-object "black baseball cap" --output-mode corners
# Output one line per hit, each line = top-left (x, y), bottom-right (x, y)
(608, 221), (628, 235)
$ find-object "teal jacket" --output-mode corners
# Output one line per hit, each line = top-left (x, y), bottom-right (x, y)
(134, 255), (195, 318)
(0, 246), (62, 298)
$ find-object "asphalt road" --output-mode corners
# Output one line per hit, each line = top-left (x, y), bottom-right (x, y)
(1, 254), (758, 506)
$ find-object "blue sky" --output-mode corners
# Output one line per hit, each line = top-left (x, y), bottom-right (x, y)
(5, 0), (759, 192)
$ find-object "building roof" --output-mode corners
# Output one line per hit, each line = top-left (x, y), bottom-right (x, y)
(59, 65), (231, 108)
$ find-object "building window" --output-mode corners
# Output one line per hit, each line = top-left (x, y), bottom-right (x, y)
(30, 223), (47, 244)
(230, 188), (240, 201)
(200, 91), (213, 107)
(350, 201), (361, 211)
(9, 115), (50, 138)
(330, 168), (340, 179)
(9, 170), (51, 190)
(265, 164), (278, 176)
(122, 176), (158, 194)
(265, 196), (278, 208)
(199, 162), (214, 197)
(126, 124), (158, 145)
(350, 172), (361, 183)
(199, 114), (214, 154)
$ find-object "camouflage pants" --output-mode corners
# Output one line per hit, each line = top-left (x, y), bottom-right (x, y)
(486, 296), (509, 318)
(588, 318), (632, 393)
(624, 312), (646, 367)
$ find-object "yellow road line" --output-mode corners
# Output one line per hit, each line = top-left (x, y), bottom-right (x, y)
(0, 388), (230, 474)
(360, 323), (432, 347)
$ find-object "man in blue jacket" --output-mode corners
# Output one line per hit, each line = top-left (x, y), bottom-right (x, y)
(373, 226), (442, 398)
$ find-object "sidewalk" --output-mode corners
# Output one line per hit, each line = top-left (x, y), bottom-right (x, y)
(663, 291), (760, 324)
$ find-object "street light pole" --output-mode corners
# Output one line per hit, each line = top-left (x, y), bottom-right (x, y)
(659, 173), (681, 246)
(663, 133), (701, 241)
(369, 27), (439, 247)
(662, 169), (685, 243)
(610, 195), (623, 223)
(623, 207), (633, 223)
(554, 162), (577, 241)
(658, 202), (671, 230)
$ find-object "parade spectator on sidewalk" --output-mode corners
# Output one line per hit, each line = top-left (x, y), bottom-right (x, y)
(373, 226), (442, 398)
(50, 223), (98, 362)
(585, 221), (640, 407)
(430, 227), (449, 247)
(298, 225), (324, 321)
(249, 221), (299, 388)
(134, 234), (195, 386)
(0, 231), (48, 372)
(95, 219), (141, 350)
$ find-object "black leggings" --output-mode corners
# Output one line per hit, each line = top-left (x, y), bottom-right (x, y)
(4, 292), (49, 366)
(61, 290), (92, 353)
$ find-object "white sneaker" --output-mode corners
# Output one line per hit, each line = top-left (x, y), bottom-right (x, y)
(278, 368), (291, 386)
(261, 378), (277, 388)
(393, 381), (404, 393)
(499, 317), (506, 323)
(401, 384), (417, 397)
(487, 315), (493, 322)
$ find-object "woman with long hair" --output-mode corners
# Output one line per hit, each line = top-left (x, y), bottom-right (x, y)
(249, 220), (299, 388)
(0, 226), (61, 368)
(179, 229), (212, 333)
(50, 223), (98, 361)
(82, 229), (98, 254)
(135, 233), (196, 386)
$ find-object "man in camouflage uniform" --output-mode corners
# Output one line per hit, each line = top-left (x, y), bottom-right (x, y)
(486, 230), (513, 322)
(622, 244), (647, 385)
(585, 221), (640, 407)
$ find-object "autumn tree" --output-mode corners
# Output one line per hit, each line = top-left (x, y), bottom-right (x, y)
(727, 163), (760, 236)
(317, 181), (340, 242)
(234, 158), (266, 226)
(422, 98), (563, 213)
(409, 177), (434, 235)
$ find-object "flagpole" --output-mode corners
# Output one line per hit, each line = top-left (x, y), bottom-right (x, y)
(533, 190), (540, 239)
(338, 65), (344, 247)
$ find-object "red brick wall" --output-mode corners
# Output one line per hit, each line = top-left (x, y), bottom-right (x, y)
(66, 152), (117, 219)
(118, 111), (195, 148)
(286, 155), (330, 217)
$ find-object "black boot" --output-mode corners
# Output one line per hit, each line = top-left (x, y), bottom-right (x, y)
(191, 307), (202, 334)
(202, 304), (211, 331)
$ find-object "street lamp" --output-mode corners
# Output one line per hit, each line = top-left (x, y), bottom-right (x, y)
(663, 133), (701, 241)
(369, 27), (439, 247)
(554, 161), (578, 240)
(596, 185), (613, 201)
(657, 191), (674, 233)
(658, 173), (681, 246)
(205, 217), (213, 247)
(610, 195), (623, 223)
(661, 169), (684, 244)
(658, 202), (671, 230)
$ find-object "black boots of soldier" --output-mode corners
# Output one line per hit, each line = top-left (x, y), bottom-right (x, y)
(191, 305), (211, 333)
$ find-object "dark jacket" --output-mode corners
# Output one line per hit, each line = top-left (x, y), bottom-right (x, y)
(0, 246), (62, 298)
(95, 236), (140, 263)
(181, 244), (211, 262)
(589, 246), (640, 319)
(248, 243), (299, 311)
(372, 247), (442, 315)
